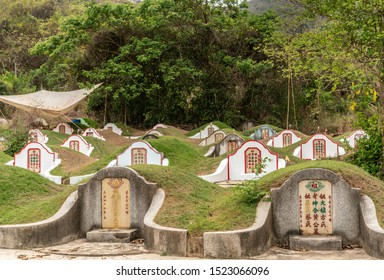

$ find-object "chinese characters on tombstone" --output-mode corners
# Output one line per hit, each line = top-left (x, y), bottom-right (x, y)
(101, 178), (130, 229)
(299, 180), (332, 235)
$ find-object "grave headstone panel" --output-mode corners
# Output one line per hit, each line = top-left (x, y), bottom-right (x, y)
(101, 178), (130, 229)
(271, 168), (361, 245)
(78, 167), (158, 237)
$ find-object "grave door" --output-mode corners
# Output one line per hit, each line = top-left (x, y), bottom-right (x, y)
(207, 126), (214, 137)
(101, 178), (131, 229)
(245, 148), (261, 173)
(282, 133), (292, 147)
(69, 140), (79, 151)
(262, 129), (269, 139)
(227, 140), (237, 153)
(59, 125), (66, 134)
(215, 133), (224, 142)
(131, 148), (147, 165)
(299, 180), (332, 235)
(86, 131), (94, 137)
(107, 127), (113, 132)
(313, 139), (326, 159)
(28, 148), (41, 173)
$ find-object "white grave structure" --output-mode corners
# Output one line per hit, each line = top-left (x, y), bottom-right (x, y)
(267, 129), (302, 148)
(189, 123), (219, 139)
(29, 129), (48, 144)
(200, 140), (286, 183)
(8, 142), (61, 184)
(293, 133), (346, 160)
(61, 135), (94, 156)
(153, 123), (168, 129)
(82, 128), (105, 141)
(103, 123), (123, 135)
(53, 123), (74, 135)
(199, 130), (226, 146)
(114, 141), (169, 167)
(144, 129), (164, 138)
(342, 129), (367, 148)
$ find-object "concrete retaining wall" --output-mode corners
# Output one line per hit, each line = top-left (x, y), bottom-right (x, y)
(78, 167), (158, 237)
(0, 191), (80, 249)
(204, 200), (273, 258)
(271, 168), (361, 245)
(144, 189), (188, 256)
(359, 195), (384, 259)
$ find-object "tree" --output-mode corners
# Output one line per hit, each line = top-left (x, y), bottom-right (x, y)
(31, 0), (279, 127)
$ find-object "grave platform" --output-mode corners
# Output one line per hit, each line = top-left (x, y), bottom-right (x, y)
(289, 235), (342, 251)
(86, 229), (138, 243)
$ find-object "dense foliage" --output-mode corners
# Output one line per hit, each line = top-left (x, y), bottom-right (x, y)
(1, 0), (384, 176)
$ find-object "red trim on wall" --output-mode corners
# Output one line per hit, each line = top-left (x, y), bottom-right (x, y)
(27, 148), (41, 173)
(312, 139), (326, 159)
(244, 147), (261, 174)
(300, 133), (339, 159)
(227, 140), (280, 180)
(116, 140), (164, 166)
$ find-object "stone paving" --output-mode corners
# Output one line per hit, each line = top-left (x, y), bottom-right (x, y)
(0, 239), (378, 260)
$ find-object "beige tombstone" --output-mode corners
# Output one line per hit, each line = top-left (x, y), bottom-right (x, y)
(101, 178), (131, 229)
(299, 180), (332, 235)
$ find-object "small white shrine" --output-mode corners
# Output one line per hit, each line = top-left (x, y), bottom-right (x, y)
(103, 123), (123, 135)
(200, 140), (286, 183)
(53, 123), (74, 135)
(82, 128), (105, 141)
(29, 129), (48, 144)
(199, 130), (226, 146)
(153, 123), (168, 129)
(143, 129), (164, 138)
(61, 135), (94, 156)
(293, 133), (346, 160)
(189, 123), (219, 139)
(114, 141), (169, 167)
(342, 129), (367, 148)
(7, 142), (62, 184)
(267, 129), (302, 148)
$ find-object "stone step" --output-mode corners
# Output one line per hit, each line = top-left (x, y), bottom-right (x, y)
(289, 235), (342, 251)
(86, 229), (138, 243)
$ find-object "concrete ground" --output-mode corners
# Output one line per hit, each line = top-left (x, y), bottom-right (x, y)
(0, 239), (378, 260)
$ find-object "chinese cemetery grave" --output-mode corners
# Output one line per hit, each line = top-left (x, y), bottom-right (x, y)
(293, 133), (346, 160)
(267, 129), (302, 148)
(252, 124), (276, 140)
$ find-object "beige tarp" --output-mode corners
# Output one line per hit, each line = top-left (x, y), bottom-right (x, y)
(0, 84), (102, 118)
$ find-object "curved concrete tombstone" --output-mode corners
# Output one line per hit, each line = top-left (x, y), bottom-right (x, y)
(271, 168), (361, 245)
(78, 167), (158, 237)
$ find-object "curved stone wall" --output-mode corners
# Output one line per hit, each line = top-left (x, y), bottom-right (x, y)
(0, 191), (80, 249)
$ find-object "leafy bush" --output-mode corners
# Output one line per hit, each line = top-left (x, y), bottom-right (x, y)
(348, 113), (384, 178)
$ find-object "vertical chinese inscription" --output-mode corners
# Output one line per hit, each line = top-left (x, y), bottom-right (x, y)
(299, 180), (332, 235)
(101, 178), (130, 229)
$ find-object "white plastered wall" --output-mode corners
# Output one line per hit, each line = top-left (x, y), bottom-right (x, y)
(199, 130), (226, 146)
(29, 129), (48, 144)
(103, 123), (123, 135)
(189, 123), (219, 139)
(267, 129), (301, 147)
(82, 128), (105, 141)
(297, 133), (345, 160)
(344, 129), (367, 148)
(61, 135), (94, 156)
(52, 123), (74, 135)
(228, 140), (285, 181)
(116, 141), (167, 166)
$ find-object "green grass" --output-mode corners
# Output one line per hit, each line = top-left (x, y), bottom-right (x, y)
(185, 121), (232, 137)
(0, 151), (12, 164)
(43, 130), (69, 146)
(0, 165), (76, 224)
(133, 165), (257, 235)
(147, 137), (206, 169)
(2, 124), (384, 235)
